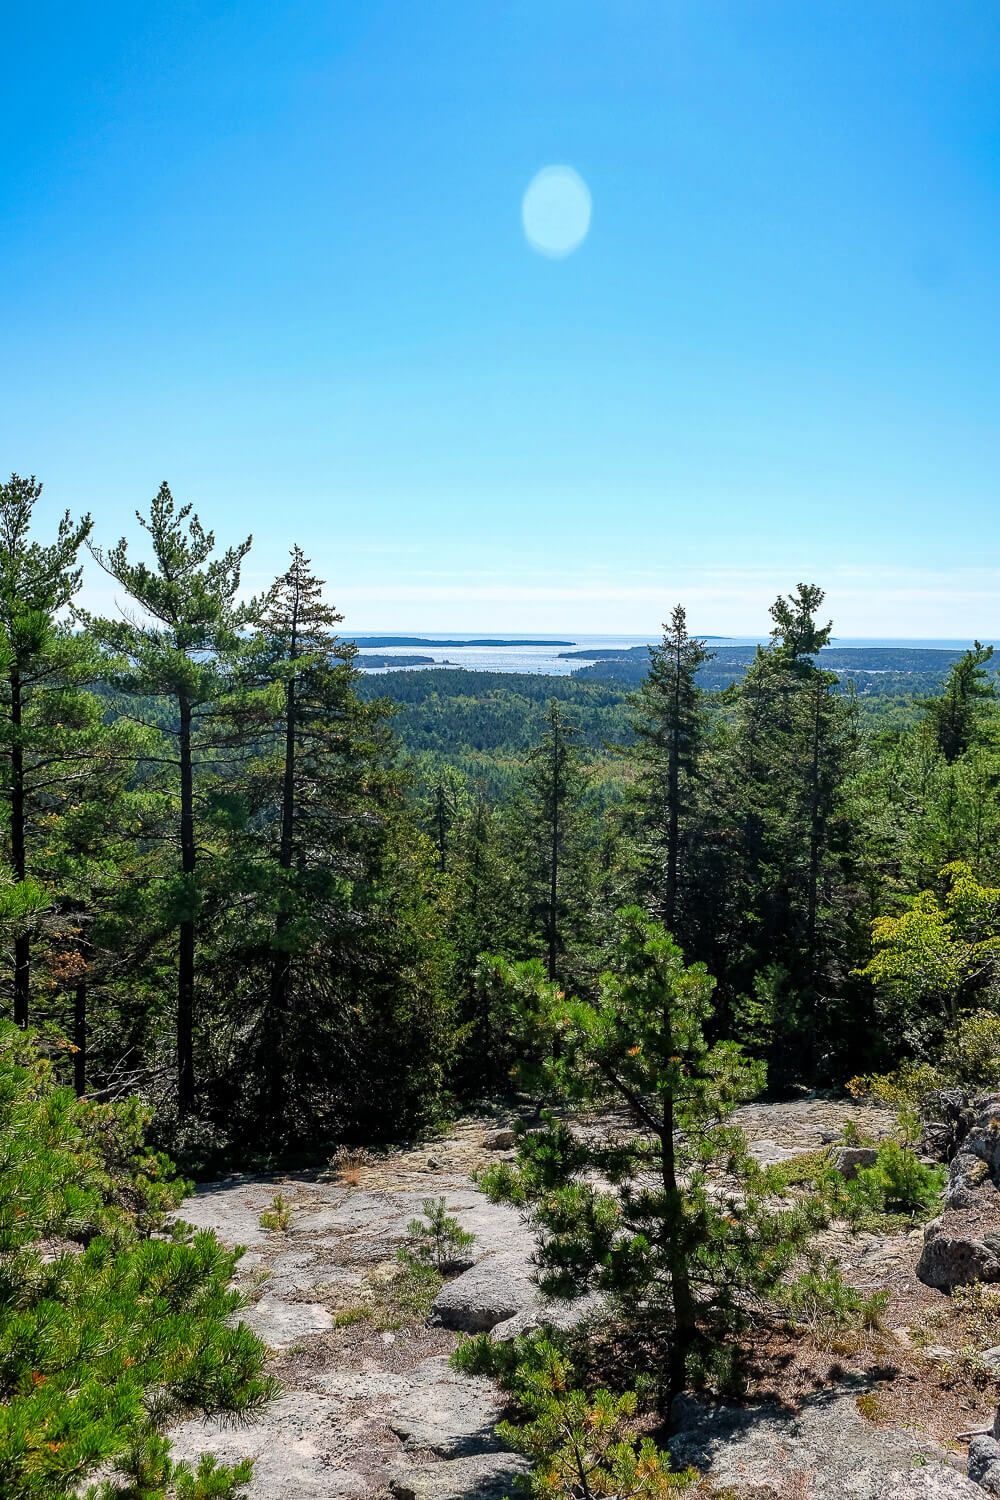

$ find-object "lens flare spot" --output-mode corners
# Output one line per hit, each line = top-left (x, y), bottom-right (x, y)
(521, 165), (592, 258)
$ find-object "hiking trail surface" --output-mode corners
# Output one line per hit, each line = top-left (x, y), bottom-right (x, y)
(168, 1098), (982, 1499)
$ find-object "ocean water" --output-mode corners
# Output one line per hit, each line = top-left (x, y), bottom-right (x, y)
(351, 633), (997, 678)
(353, 633), (653, 675)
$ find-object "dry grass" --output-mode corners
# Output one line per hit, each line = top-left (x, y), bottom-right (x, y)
(329, 1146), (373, 1186)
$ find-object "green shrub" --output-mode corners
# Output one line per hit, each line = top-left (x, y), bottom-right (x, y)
(780, 1261), (889, 1334)
(401, 1196), (475, 1272)
(843, 1141), (944, 1221)
(260, 1193), (292, 1232)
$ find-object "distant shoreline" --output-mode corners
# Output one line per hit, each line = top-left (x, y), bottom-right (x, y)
(350, 636), (577, 648)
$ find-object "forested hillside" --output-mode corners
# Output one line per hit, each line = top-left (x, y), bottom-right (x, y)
(5, 474), (1000, 1495)
(5, 474), (1000, 1137)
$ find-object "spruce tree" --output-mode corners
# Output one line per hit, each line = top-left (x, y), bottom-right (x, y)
(627, 604), (711, 934)
(518, 700), (589, 983)
(923, 641), (995, 763)
(228, 547), (450, 1148)
(708, 585), (860, 1077)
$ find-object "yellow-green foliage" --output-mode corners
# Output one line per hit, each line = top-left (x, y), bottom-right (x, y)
(849, 1007), (1000, 1111)
(859, 863), (1000, 1042)
(259, 1193), (293, 1232)
(453, 1335), (695, 1497)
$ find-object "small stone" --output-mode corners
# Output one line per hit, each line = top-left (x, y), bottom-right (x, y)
(491, 1291), (604, 1342)
(425, 1157), (441, 1170)
(831, 1146), (878, 1180)
(240, 1296), (334, 1348)
(484, 1128), (517, 1151)
(382, 1330), (396, 1345)
(923, 1344), (957, 1362)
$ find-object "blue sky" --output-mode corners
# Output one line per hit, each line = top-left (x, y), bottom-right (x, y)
(2, 1), (998, 635)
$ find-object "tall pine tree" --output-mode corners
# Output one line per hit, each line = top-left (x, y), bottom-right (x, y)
(86, 484), (265, 1115)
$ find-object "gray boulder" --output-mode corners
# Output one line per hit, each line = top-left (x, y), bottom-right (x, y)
(832, 1146), (879, 1180)
(430, 1250), (536, 1332)
(388, 1355), (503, 1458)
(876, 1465), (984, 1499)
(389, 1453), (532, 1500)
(917, 1218), (1000, 1290)
(946, 1152), (993, 1209)
(969, 1433), (1000, 1495)
(964, 1110), (1000, 1186)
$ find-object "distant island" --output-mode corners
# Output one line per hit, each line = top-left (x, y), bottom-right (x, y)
(354, 653), (435, 668)
(351, 636), (575, 648)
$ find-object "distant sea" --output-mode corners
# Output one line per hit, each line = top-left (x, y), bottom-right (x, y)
(350, 633), (999, 678)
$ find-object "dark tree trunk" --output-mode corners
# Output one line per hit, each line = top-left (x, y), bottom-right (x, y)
(177, 692), (196, 1115)
(10, 666), (29, 1027)
(806, 680), (823, 987)
(661, 1029), (696, 1398)
(74, 971), (87, 1097)
(547, 714), (560, 982)
(665, 638), (681, 932)
(267, 596), (299, 1131)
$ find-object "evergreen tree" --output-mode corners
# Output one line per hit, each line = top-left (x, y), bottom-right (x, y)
(518, 700), (590, 983)
(707, 585), (861, 1077)
(85, 484), (266, 1115)
(626, 604), (711, 934)
(0, 475), (93, 1026)
(922, 641), (995, 763)
(480, 909), (826, 1398)
(251, 547), (395, 1138)
(445, 794), (521, 1089)
(216, 547), (453, 1149)
(0, 1022), (274, 1498)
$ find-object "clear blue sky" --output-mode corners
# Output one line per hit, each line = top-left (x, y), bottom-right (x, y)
(3, 2), (997, 635)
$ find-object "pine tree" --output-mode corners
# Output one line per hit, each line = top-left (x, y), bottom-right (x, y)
(480, 909), (826, 1399)
(708, 585), (861, 1077)
(0, 474), (94, 1027)
(253, 547), (395, 1135)
(224, 547), (451, 1149)
(446, 795), (521, 1088)
(0, 1021), (275, 1498)
(85, 484), (266, 1115)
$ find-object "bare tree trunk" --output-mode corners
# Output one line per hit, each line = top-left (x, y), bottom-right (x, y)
(177, 693), (196, 1115)
(10, 666), (30, 1027)
(665, 637), (681, 931)
(547, 713), (560, 982)
(268, 589), (300, 1131)
(74, 970), (87, 1097)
